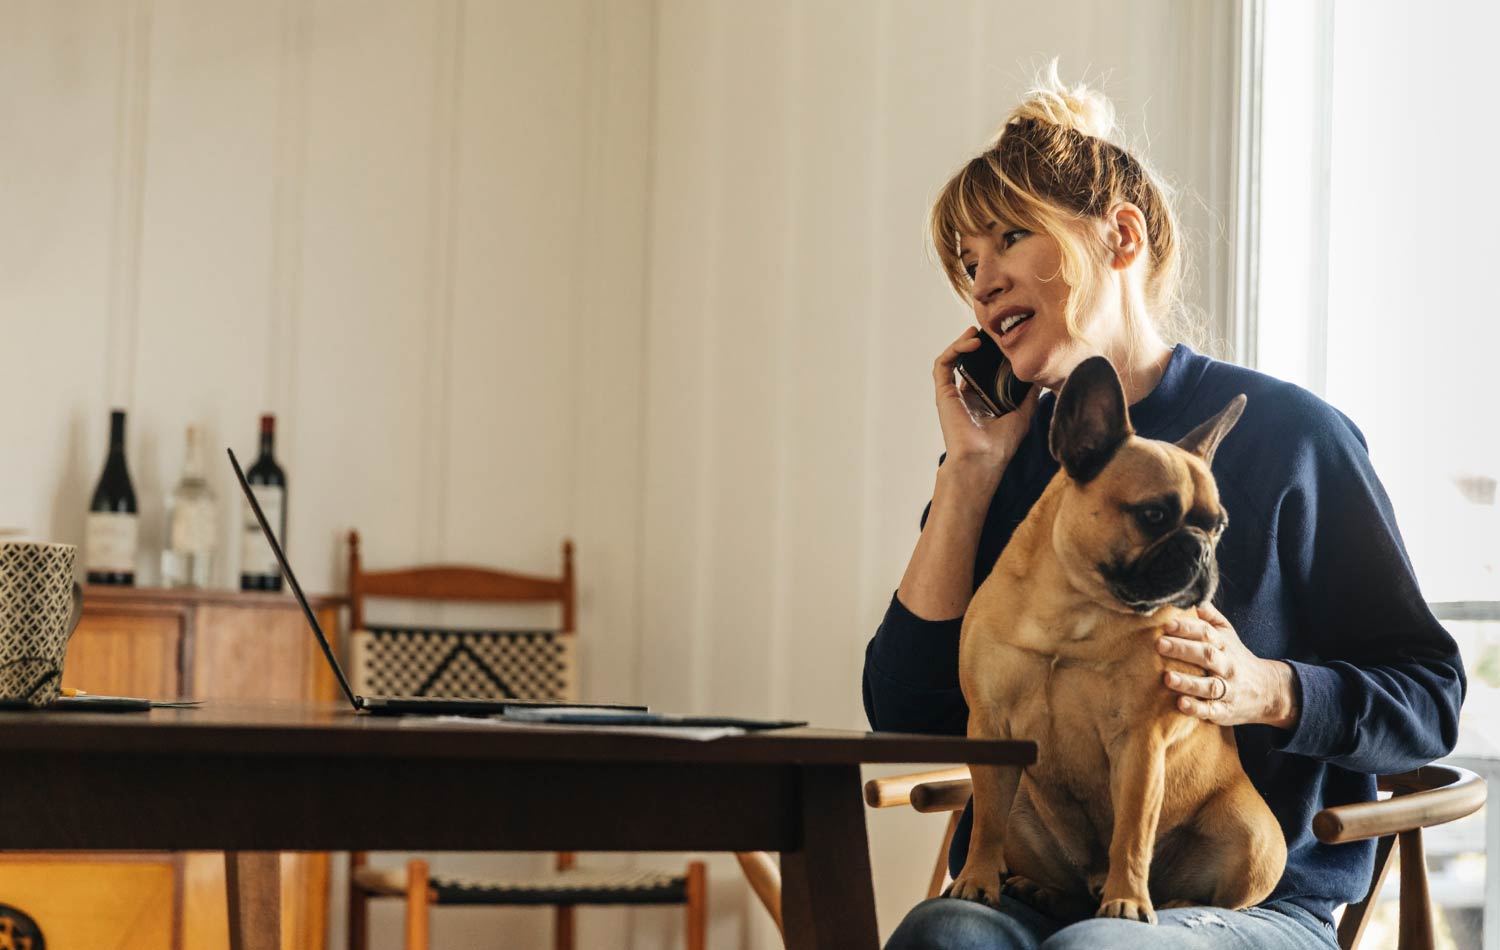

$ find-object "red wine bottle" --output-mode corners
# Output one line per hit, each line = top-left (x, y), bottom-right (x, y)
(239, 414), (287, 591)
(85, 409), (139, 585)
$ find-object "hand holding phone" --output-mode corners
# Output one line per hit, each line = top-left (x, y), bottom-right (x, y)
(955, 328), (1033, 417)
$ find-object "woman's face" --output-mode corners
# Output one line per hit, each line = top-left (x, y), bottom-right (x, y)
(959, 221), (1093, 389)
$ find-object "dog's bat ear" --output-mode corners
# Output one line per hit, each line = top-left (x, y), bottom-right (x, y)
(1050, 356), (1133, 483)
(1176, 394), (1247, 466)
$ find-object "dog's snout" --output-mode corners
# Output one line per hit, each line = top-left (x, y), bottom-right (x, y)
(1191, 530), (1214, 565)
(1104, 528), (1221, 612)
(1166, 529), (1209, 564)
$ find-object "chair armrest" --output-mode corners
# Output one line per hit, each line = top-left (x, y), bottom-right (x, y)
(910, 778), (974, 813)
(1313, 764), (1486, 845)
(864, 768), (971, 809)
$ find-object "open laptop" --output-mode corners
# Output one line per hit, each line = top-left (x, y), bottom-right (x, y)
(228, 448), (647, 718)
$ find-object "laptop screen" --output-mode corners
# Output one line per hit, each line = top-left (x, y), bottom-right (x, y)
(228, 448), (361, 710)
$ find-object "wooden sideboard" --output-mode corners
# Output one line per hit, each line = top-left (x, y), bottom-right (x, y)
(0, 586), (343, 950)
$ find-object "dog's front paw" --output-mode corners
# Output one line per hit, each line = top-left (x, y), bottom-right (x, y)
(1097, 897), (1157, 924)
(946, 863), (1006, 907)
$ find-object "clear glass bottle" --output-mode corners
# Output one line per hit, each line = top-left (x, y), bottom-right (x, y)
(162, 424), (218, 588)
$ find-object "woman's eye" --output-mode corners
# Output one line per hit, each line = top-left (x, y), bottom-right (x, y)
(963, 262), (977, 281)
(1002, 229), (1029, 248)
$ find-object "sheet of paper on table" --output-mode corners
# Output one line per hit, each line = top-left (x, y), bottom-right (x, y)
(404, 715), (746, 741)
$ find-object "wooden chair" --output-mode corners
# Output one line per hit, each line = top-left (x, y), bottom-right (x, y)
(343, 531), (707, 950)
(848, 763), (1487, 950)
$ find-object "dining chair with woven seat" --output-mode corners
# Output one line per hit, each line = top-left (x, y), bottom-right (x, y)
(344, 530), (707, 950)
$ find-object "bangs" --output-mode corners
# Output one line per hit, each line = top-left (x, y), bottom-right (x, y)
(935, 156), (1039, 243)
(930, 153), (1044, 299)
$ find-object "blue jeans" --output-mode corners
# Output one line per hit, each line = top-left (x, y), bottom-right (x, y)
(885, 895), (1339, 950)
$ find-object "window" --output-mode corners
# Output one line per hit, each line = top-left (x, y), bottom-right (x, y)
(1252, 2), (1500, 946)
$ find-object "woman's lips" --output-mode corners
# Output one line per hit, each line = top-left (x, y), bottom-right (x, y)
(998, 313), (1032, 350)
(1001, 315), (1033, 336)
(991, 305), (1034, 337)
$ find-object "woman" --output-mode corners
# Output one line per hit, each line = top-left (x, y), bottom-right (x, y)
(867, 66), (1465, 949)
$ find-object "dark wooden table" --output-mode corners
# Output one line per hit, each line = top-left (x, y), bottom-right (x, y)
(0, 700), (1035, 949)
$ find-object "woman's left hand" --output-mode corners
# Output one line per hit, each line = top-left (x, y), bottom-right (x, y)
(1157, 602), (1300, 729)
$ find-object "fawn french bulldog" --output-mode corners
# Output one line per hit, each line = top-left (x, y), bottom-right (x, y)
(949, 356), (1286, 923)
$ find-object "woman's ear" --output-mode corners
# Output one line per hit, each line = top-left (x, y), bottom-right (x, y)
(1104, 202), (1148, 271)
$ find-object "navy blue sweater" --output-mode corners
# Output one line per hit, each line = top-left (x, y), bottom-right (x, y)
(863, 343), (1466, 925)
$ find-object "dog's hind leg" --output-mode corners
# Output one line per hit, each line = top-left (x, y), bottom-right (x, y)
(1196, 781), (1288, 909)
(1000, 786), (1095, 917)
(1152, 781), (1287, 910)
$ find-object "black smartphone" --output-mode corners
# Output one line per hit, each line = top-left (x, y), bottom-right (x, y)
(955, 329), (1033, 417)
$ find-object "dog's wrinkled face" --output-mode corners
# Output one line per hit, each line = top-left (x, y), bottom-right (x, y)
(1048, 357), (1246, 615)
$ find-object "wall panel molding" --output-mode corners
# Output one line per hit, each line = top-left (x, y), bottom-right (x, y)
(764, 0), (804, 722)
(269, 0), (309, 423)
(850, 0), (896, 728)
(687, 0), (728, 716)
(105, 0), (152, 409)
(627, 0), (661, 713)
(570, 0), (655, 708)
(416, 0), (464, 561)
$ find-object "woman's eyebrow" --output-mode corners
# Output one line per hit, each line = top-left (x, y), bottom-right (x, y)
(958, 223), (1002, 258)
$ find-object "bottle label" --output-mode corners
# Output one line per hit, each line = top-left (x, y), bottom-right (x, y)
(86, 512), (138, 573)
(241, 485), (285, 576)
(169, 498), (218, 554)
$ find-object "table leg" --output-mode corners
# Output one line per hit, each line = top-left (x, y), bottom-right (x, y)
(225, 851), (281, 950)
(781, 765), (879, 949)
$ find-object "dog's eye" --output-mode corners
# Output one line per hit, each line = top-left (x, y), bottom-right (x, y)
(1139, 506), (1168, 526)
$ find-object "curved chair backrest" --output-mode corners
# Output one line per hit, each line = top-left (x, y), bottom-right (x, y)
(347, 530), (574, 633)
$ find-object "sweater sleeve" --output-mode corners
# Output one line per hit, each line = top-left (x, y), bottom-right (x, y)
(1268, 410), (1466, 772)
(862, 591), (969, 735)
(862, 476), (974, 736)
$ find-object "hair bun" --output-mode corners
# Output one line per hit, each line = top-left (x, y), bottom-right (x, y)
(1000, 60), (1115, 142)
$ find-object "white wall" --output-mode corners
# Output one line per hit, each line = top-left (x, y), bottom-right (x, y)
(1, 1), (1239, 947)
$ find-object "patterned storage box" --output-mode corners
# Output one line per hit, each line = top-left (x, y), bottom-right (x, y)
(349, 626), (577, 702)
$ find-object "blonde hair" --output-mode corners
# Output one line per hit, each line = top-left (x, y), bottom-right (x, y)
(929, 63), (1190, 401)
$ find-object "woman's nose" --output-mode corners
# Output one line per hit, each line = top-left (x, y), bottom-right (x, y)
(973, 266), (1006, 304)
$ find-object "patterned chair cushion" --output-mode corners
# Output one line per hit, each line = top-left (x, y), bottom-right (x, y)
(352, 865), (689, 906)
(350, 625), (577, 702)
